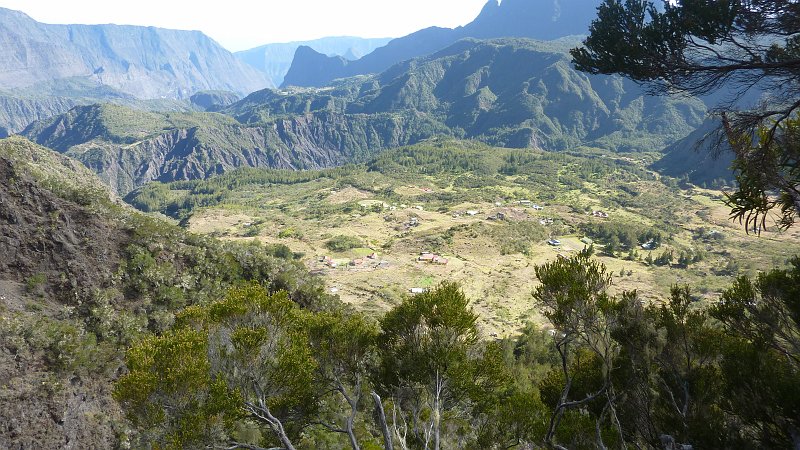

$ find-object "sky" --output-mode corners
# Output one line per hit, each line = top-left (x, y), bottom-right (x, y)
(0, 0), (491, 51)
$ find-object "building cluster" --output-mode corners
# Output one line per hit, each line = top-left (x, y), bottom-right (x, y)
(418, 251), (449, 265)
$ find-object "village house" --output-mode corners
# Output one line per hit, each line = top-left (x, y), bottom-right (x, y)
(418, 252), (449, 265)
(432, 255), (449, 265)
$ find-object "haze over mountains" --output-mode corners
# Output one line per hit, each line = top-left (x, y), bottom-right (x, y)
(282, 0), (603, 87)
(0, 8), (270, 98)
(0, 0), (731, 195)
(235, 37), (393, 87)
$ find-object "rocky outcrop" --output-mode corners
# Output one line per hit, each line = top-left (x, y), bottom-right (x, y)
(24, 105), (448, 194)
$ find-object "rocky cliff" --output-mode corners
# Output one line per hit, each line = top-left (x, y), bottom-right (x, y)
(23, 104), (446, 194)
(0, 7), (271, 99)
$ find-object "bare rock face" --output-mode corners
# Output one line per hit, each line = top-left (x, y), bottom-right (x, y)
(0, 145), (127, 449)
(0, 7), (271, 99)
(23, 103), (446, 195)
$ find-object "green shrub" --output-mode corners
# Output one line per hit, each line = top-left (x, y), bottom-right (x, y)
(325, 235), (363, 252)
(24, 273), (47, 294)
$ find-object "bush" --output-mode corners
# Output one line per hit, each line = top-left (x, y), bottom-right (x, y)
(325, 235), (363, 252)
(24, 273), (47, 295)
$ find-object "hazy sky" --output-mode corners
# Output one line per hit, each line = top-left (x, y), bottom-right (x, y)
(0, 0), (491, 51)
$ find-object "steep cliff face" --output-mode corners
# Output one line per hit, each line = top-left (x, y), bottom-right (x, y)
(23, 104), (448, 194)
(282, 0), (603, 88)
(0, 94), (79, 134)
(0, 8), (271, 99)
(462, 0), (601, 40)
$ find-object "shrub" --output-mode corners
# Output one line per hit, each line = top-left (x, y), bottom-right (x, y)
(325, 235), (363, 252)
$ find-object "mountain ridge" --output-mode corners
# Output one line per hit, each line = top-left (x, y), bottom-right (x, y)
(282, 0), (603, 88)
(236, 36), (392, 86)
(22, 38), (706, 195)
(0, 7), (271, 99)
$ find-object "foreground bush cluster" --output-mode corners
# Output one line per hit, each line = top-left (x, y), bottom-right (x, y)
(114, 249), (800, 449)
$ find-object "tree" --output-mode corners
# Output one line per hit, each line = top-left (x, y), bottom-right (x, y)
(532, 250), (623, 449)
(571, 0), (800, 229)
(306, 312), (380, 450)
(116, 284), (318, 450)
(113, 328), (240, 449)
(712, 257), (800, 367)
(375, 282), (510, 450)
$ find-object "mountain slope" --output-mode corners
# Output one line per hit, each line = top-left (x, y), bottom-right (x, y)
(23, 39), (706, 195)
(0, 93), (79, 137)
(282, 0), (603, 87)
(233, 39), (707, 151)
(652, 119), (735, 186)
(236, 36), (392, 86)
(22, 103), (447, 195)
(0, 7), (271, 99)
(0, 136), (332, 448)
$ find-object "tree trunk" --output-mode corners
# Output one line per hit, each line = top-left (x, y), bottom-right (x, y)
(433, 371), (442, 450)
(267, 409), (296, 450)
(346, 408), (360, 450)
(372, 392), (394, 450)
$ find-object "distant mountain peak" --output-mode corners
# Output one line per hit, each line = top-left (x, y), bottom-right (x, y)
(235, 36), (392, 87)
(282, 0), (602, 88)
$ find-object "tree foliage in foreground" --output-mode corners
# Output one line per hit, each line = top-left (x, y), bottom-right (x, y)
(115, 253), (800, 449)
(572, 0), (800, 229)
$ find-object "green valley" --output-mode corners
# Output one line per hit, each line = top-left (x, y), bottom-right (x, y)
(128, 138), (799, 336)
(2, 0), (799, 448)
